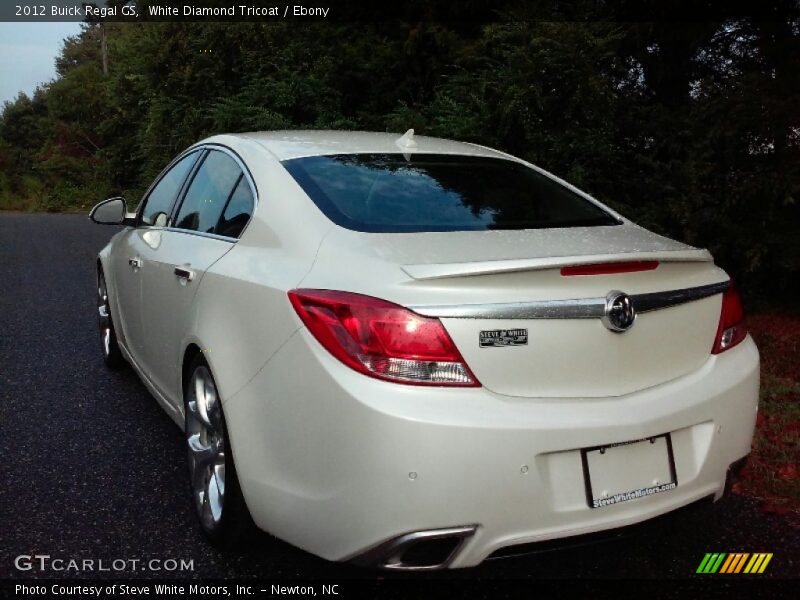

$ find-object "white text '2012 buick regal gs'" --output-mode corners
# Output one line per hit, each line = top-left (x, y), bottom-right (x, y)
(90, 130), (758, 570)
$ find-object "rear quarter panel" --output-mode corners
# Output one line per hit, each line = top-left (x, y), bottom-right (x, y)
(185, 141), (333, 407)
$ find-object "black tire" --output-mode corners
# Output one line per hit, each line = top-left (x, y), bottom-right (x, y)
(184, 354), (254, 548)
(98, 269), (125, 370)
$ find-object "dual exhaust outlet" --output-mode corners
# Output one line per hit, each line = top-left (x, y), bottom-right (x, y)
(350, 525), (478, 571)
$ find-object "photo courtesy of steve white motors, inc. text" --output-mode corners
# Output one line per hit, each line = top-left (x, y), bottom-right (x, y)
(14, 584), (340, 597)
(13, 3), (331, 18)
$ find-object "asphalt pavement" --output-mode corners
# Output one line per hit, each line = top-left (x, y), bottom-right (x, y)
(0, 213), (796, 587)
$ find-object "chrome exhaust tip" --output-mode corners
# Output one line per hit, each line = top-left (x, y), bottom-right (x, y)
(349, 525), (477, 571)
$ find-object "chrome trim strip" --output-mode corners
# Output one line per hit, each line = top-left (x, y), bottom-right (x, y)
(161, 227), (238, 243)
(410, 280), (729, 320)
(412, 297), (606, 320)
(631, 280), (730, 313)
(348, 525), (477, 571)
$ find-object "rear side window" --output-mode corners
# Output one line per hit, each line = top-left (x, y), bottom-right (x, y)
(283, 154), (619, 233)
(174, 150), (243, 235)
(140, 151), (199, 227)
(216, 176), (254, 238)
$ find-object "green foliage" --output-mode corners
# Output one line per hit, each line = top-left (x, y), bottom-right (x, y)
(0, 10), (798, 304)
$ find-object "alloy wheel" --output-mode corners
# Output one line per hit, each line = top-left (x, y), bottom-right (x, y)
(97, 273), (112, 358)
(186, 366), (227, 532)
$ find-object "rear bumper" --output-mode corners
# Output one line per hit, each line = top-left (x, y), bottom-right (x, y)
(485, 492), (717, 561)
(223, 333), (759, 568)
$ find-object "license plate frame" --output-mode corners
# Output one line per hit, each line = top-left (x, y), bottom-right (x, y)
(580, 433), (678, 509)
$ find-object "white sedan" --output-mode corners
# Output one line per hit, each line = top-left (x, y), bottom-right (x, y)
(90, 130), (759, 570)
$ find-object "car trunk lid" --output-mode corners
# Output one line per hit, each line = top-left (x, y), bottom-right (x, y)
(304, 224), (727, 398)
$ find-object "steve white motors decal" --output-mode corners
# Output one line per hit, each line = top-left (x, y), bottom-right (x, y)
(592, 481), (677, 508)
(479, 329), (528, 347)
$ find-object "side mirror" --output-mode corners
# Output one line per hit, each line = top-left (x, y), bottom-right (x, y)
(89, 197), (132, 225)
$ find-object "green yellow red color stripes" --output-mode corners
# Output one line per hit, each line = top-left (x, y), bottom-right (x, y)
(696, 553), (773, 574)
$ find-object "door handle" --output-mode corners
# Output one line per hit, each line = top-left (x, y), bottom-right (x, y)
(174, 266), (195, 282)
(128, 257), (142, 269)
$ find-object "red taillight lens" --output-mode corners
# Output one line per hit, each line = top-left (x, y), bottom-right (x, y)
(711, 281), (747, 354)
(288, 289), (479, 387)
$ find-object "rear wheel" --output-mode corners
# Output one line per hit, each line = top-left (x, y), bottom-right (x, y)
(184, 355), (253, 546)
(97, 269), (124, 369)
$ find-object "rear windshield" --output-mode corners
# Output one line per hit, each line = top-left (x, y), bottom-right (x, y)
(282, 154), (620, 233)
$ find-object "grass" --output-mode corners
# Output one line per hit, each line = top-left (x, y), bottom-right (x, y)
(732, 313), (800, 523)
(0, 193), (94, 213)
(0, 195), (98, 214)
(0, 195), (41, 212)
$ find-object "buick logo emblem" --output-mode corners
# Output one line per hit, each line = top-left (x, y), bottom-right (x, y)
(602, 291), (636, 333)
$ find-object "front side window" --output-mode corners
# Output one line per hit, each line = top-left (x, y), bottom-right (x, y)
(140, 151), (199, 227)
(282, 154), (620, 233)
(174, 150), (242, 235)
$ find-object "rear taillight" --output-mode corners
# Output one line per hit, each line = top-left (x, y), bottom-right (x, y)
(288, 289), (479, 387)
(711, 281), (747, 354)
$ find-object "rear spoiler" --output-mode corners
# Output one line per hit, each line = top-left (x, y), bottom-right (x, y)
(402, 249), (713, 281)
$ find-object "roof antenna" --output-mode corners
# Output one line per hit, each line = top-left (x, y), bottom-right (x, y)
(395, 129), (417, 161)
(395, 129), (417, 149)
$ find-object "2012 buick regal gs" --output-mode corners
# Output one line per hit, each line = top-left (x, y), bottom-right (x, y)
(90, 130), (758, 570)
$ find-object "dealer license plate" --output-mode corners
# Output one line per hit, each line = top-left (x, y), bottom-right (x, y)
(581, 434), (678, 509)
